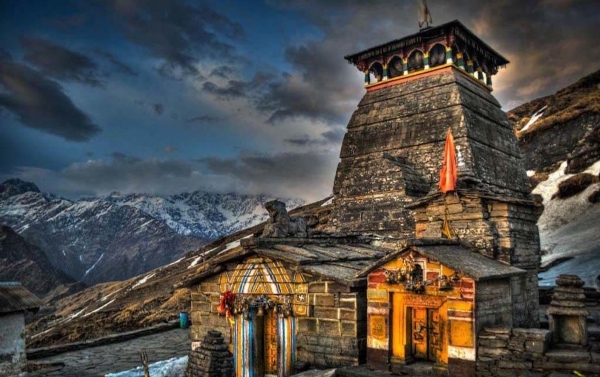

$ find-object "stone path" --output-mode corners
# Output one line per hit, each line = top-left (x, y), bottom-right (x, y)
(29, 328), (190, 377)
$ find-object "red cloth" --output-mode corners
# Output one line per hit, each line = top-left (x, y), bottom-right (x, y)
(439, 128), (457, 193)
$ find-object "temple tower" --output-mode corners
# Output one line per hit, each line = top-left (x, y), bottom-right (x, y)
(329, 20), (540, 327)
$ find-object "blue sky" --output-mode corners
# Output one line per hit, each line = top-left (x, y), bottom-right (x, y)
(1, 0), (599, 201)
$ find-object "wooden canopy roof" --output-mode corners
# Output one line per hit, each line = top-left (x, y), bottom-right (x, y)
(344, 20), (509, 71)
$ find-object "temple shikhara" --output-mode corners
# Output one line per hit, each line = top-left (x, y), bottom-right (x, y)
(183, 18), (598, 377)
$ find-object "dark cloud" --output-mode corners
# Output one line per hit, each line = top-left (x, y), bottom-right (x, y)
(285, 126), (346, 147)
(153, 103), (164, 115)
(106, 0), (245, 79)
(0, 57), (101, 141)
(198, 150), (337, 200)
(210, 66), (236, 79)
(187, 114), (222, 124)
(21, 36), (103, 87)
(9, 151), (334, 201)
(57, 153), (194, 196)
(163, 146), (177, 154)
(470, 0), (600, 109)
(94, 49), (137, 76)
(203, 72), (274, 101)
(49, 12), (88, 30)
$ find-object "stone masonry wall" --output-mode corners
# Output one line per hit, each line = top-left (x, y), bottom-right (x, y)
(475, 280), (512, 334)
(190, 275), (231, 344)
(329, 66), (532, 237)
(477, 327), (600, 377)
(296, 281), (367, 368)
(0, 313), (28, 377)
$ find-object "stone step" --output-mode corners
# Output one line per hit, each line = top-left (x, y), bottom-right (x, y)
(545, 350), (591, 363)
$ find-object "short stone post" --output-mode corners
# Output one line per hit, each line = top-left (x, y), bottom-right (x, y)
(547, 274), (589, 347)
(185, 330), (234, 377)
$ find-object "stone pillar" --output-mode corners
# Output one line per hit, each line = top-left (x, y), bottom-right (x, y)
(402, 58), (408, 75)
(185, 330), (234, 377)
(547, 274), (589, 347)
(364, 70), (370, 85)
(383, 64), (388, 80)
(423, 52), (430, 69)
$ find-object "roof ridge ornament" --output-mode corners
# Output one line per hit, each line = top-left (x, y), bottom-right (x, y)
(418, 0), (433, 29)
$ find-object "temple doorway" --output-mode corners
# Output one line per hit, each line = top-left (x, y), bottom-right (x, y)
(410, 307), (441, 362)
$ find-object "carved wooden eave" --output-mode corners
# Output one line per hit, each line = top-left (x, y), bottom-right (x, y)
(357, 238), (525, 282)
(344, 20), (509, 74)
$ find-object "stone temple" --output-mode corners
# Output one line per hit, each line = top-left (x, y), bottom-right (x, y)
(184, 19), (599, 377)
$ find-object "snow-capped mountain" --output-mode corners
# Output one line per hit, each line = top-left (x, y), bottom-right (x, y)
(0, 179), (302, 285)
(104, 192), (304, 239)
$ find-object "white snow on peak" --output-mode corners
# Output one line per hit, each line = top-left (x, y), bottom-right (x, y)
(526, 170), (536, 177)
(131, 272), (156, 289)
(521, 105), (547, 133)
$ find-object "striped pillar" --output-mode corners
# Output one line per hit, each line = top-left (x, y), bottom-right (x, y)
(456, 53), (465, 70)
(234, 315), (254, 377)
(445, 46), (453, 64)
(423, 52), (430, 69)
(466, 60), (474, 74)
(277, 315), (296, 377)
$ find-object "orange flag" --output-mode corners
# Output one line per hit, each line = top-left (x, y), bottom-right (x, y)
(439, 128), (457, 193)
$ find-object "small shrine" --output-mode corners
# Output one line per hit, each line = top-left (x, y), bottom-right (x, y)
(360, 239), (524, 375)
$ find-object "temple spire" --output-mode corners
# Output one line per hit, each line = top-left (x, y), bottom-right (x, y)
(418, 0), (433, 29)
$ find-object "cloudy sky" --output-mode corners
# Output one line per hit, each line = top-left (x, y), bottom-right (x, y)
(1, 0), (598, 202)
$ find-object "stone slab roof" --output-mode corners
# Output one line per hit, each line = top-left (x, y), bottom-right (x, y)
(180, 236), (389, 289)
(359, 238), (525, 281)
(0, 282), (43, 314)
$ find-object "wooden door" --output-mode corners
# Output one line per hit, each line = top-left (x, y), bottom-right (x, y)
(264, 310), (278, 376)
(428, 309), (442, 362)
(412, 308), (428, 359)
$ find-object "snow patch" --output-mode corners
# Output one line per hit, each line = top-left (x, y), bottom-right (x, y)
(187, 255), (203, 269)
(526, 170), (536, 177)
(105, 356), (187, 377)
(83, 299), (115, 317)
(132, 273), (156, 289)
(101, 288), (122, 302)
(321, 197), (334, 207)
(521, 105), (547, 133)
(536, 159), (600, 262)
(83, 253), (105, 277)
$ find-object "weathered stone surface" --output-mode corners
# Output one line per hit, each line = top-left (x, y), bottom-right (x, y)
(328, 67), (534, 238)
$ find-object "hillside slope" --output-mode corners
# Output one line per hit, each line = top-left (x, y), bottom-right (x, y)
(0, 224), (76, 298)
(26, 198), (333, 348)
(508, 68), (600, 287)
